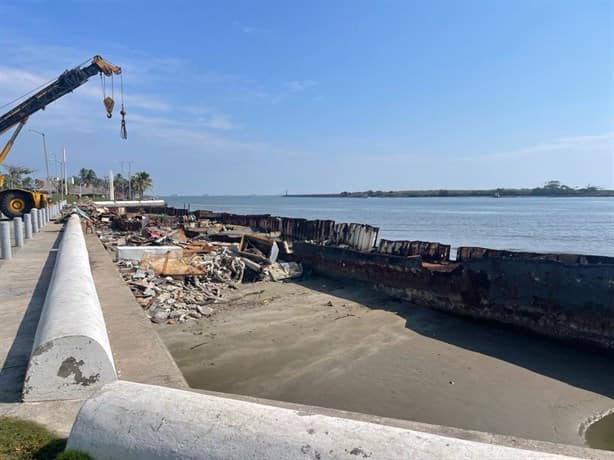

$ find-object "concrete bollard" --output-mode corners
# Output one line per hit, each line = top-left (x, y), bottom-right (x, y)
(23, 214), (116, 401)
(31, 209), (39, 233)
(67, 381), (568, 460)
(14, 217), (24, 248)
(24, 213), (32, 240)
(0, 222), (11, 259)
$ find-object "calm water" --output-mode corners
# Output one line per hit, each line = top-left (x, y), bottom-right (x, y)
(162, 196), (614, 257)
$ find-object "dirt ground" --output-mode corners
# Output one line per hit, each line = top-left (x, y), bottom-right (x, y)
(156, 276), (614, 448)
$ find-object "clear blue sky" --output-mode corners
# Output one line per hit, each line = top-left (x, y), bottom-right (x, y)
(0, 0), (612, 194)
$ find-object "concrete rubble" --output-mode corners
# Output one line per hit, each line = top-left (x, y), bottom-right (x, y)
(73, 201), (303, 325)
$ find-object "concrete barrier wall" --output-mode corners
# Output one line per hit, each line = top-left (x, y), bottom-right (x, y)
(67, 381), (575, 460)
(23, 214), (116, 401)
(116, 245), (182, 261)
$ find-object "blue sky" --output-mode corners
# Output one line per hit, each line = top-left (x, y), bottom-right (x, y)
(0, 0), (612, 194)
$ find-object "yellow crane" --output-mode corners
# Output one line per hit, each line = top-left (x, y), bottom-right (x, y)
(0, 55), (126, 218)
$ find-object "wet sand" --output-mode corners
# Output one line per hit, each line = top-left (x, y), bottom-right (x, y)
(157, 277), (614, 448)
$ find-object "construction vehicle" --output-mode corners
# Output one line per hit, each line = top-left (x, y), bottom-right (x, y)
(0, 55), (126, 218)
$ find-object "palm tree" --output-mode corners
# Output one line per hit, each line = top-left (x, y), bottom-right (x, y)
(21, 177), (33, 189)
(114, 173), (129, 199)
(78, 168), (98, 187)
(130, 171), (153, 199)
(2, 165), (34, 189)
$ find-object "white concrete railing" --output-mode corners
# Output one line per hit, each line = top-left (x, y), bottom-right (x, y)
(66, 381), (576, 460)
(0, 202), (64, 259)
(23, 213), (116, 401)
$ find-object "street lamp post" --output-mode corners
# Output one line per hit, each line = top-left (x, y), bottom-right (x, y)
(29, 129), (51, 195)
(120, 160), (134, 200)
(49, 154), (63, 201)
(62, 147), (68, 197)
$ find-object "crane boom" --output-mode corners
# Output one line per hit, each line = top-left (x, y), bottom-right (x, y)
(0, 55), (121, 136)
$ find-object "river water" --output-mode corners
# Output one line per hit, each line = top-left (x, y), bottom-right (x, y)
(163, 196), (614, 257)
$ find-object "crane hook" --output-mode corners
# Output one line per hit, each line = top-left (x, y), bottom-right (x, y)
(104, 96), (115, 118)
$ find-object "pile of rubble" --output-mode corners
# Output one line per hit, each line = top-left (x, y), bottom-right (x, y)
(56, 199), (114, 224)
(117, 248), (245, 324)
(106, 219), (302, 325)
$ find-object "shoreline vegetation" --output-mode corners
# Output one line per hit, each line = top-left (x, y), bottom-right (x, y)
(285, 181), (614, 198)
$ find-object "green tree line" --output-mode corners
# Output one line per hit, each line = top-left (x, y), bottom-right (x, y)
(289, 180), (614, 198)
(77, 168), (153, 199)
(1, 165), (154, 199)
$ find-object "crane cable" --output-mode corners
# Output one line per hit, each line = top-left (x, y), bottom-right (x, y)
(0, 76), (56, 110)
(100, 70), (115, 118)
(119, 73), (127, 139)
(0, 57), (91, 110)
(99, 62), (127, 139)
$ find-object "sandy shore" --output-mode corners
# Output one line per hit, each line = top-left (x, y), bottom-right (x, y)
(157, 276), (614, 448)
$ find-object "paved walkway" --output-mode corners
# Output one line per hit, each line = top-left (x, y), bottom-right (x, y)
(0, 223), (62, 403)
(0, 223), (82, 436)
(0, 221), (187, 436)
